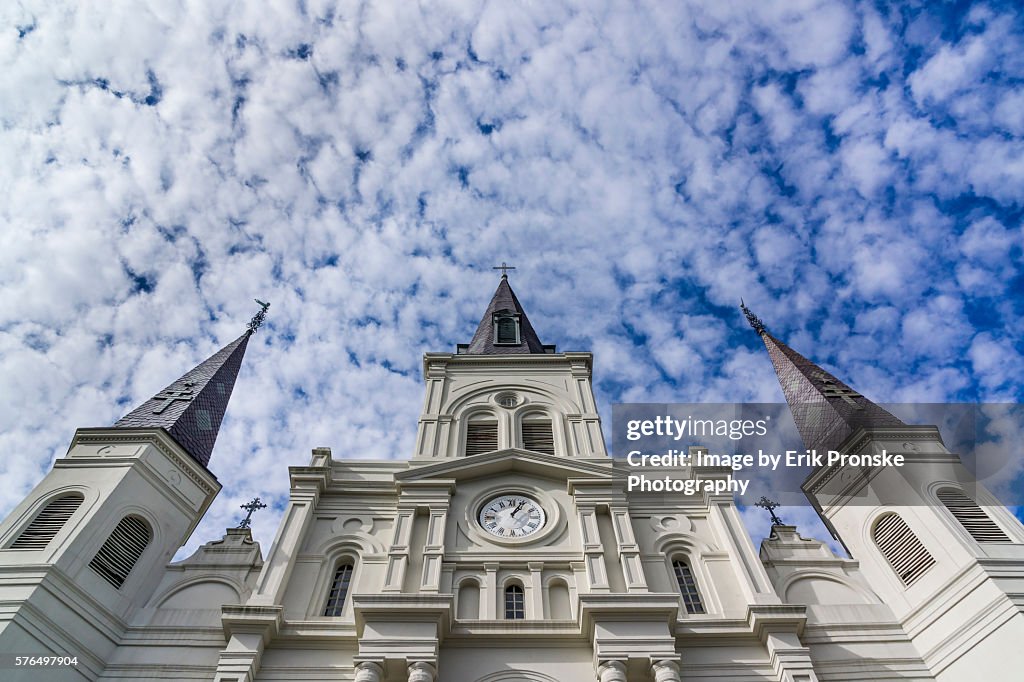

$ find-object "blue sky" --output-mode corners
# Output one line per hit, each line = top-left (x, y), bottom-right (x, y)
(1, 1), (1022, 556)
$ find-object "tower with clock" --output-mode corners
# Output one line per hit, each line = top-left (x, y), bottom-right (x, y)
(2, 274), (1024, 681)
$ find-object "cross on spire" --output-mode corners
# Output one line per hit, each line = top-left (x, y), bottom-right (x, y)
(755, 496), (784, 526)
(248, 299), (271, 334)
(740, 299), (766, 335)
(236, 497), (267, 529)
(492, 262), (516, 278)
(151, 381), (197, 414)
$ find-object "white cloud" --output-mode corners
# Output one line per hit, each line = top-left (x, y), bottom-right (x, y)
(0, 0), (1022, 560)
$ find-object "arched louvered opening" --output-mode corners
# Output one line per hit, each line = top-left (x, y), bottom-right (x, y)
(323, 562), (354, 616)
(937, 488), (1010, 543)
(465, 415), (498, 456)
(521, 414), (555, 455)
(873, 513), (935, 586)
(672, 559), (705, 614)
(89, 515), (152, 589)
(10, 493), (84, 549)
(504, 584), (525, 620)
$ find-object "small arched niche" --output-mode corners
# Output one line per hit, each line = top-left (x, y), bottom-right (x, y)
(547, 579), (571, 619)
(457, 579), (481, 619)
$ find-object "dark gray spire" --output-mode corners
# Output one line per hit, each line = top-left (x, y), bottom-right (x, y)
(458, 275), (555, 355)
(114, 331), (252, 468)
(742, 303), (904, 453)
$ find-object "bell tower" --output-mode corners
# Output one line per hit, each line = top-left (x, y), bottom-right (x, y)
(746, 303), (1024, 680)
(0, 309), (262, 680)
(414, 272), (606, 460)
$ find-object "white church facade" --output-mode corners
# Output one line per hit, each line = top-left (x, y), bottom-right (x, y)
(1, 277), (1023, 681)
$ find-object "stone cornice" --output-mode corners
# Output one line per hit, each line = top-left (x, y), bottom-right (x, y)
(221, 604), (284, 645)
(802, 425), (947, 496)
(422, 352), (593, 379)
(69, 427), (220, 497)
(397, 449), (612, 482)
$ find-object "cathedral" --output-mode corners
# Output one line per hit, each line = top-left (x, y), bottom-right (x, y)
(1, 275), (1023, 681)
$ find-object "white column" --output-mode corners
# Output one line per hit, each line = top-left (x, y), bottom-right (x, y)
(597, 660), (627, 682)
(420, 508), (447, 592)
(408, 661), (437, 682)
(354, 661), (384, 682)
(483, 562), (498, 618)
(383, 507), (416, 592)
(610, 505), (648, 592)
(528, 562), (544, 618)
(578, 506), (609, 592)
(652, 659), (681, 682)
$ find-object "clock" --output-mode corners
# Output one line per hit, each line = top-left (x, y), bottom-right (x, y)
(478, 494), (547, 539)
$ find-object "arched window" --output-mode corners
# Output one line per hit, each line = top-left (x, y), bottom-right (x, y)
(10, 493), (84, 549)
(873, 513), (935, 586)
(465, 414), (498, 456)
(323, 562), (354, 616)
(672, 559), (705, 614)
(504, 584), (525, 619)
(937, 488), (1010, 543)
(521, 414), (555, 455)
(89, 515), (152, 589)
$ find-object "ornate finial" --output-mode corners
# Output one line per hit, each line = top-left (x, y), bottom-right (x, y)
(740, 298), (766, 335)
(492, 262), (516, 278)
(248, 299), (270, 333)
(755, 496), (784, 525)
(236, 496), (267, 529)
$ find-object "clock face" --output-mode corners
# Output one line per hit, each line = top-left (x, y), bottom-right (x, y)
(478, 494), (546, 539)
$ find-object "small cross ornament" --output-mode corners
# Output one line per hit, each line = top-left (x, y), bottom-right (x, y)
(152, 381), (197, 414)
(755, 496), (784, 526)
(492, 262), (516, 277)
(236, 497), (267, 529)
(819, 378), (864, 409)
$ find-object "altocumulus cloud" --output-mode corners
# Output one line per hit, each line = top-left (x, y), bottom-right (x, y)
(0, 1), (1022, 557)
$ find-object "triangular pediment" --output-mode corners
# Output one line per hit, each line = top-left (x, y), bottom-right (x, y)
(397, 449), (612, 484)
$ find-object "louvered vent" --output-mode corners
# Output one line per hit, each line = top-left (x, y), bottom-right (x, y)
(522, 420), (555, 455)
(873, 513), (935, 586)
(89, 515), (152, 589)
(465, 421), (498, 455)
(495, 316), (518, 344)
(10, 494), (84, 549)
(938, 488), (1010, 543)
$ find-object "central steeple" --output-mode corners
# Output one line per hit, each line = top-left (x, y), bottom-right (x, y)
(457, 274), (556, 355)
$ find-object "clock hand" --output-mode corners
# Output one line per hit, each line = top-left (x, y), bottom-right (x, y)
(510, 502), (525, 517)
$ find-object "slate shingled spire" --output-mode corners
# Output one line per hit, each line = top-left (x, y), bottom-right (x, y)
(741, 301), (904, 454)
(114, 332), (252, 468)
(460, 274), (554, 355)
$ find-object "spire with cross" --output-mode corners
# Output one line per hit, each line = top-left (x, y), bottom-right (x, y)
(459, 266), (555, 355)
(740, 301), (904, 455)
(236, 497), (267, 529)
(113, 300), (267, 467)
